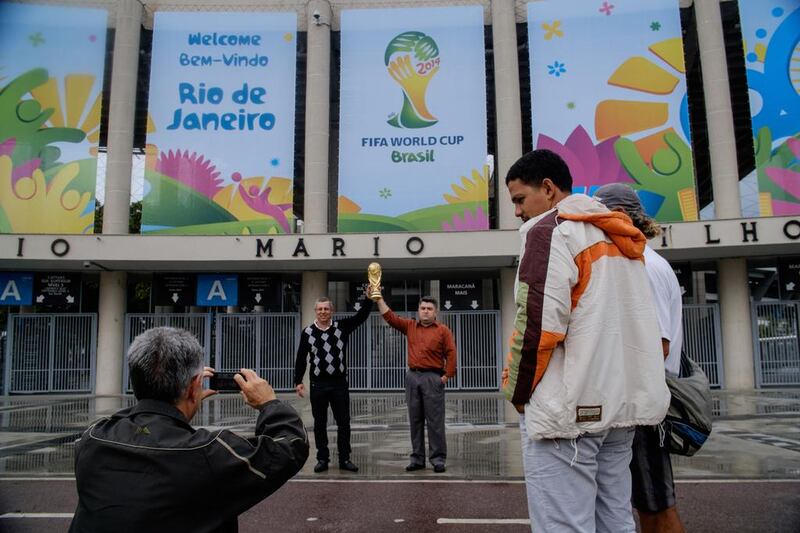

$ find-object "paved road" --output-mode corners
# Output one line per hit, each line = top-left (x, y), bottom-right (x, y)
(1, 478), (798, 532)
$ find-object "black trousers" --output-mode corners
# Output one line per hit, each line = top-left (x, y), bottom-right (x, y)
(310, 379), (351, 463)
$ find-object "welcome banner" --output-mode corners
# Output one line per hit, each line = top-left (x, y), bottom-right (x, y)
(143, 12), (297, 234)
(0, 3), (107, 234)
(528, 0), (697, 222)
(738, 0), (800, 217)
(338, 6), (488, 233)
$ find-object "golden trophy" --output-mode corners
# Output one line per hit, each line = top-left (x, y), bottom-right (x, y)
(367, 262), (383, 301)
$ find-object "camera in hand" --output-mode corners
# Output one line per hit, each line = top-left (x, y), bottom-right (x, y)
(209, 372), (240, 392)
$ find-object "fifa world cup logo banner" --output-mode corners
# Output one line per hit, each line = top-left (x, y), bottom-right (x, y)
(338, 6), (489, 233)
(385, 31), (441, 128)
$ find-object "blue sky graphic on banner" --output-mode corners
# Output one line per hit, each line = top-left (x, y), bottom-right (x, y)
(338, 6), (488, 233)
(143, 12), (296, 234)
(738, 0), (800, 217)
(0, 3), (107, 234)
(528, 0), (697, 222)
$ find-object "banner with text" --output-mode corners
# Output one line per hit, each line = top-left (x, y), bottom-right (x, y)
(738, 0), (800, 217)
(528, 0), (696, 222)
(143, 12), (297, 234)
(338, 6), (488, 232)
(0, 3), (107, 234)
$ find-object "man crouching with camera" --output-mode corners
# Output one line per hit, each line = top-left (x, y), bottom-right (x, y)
(70, 327), (309, 533)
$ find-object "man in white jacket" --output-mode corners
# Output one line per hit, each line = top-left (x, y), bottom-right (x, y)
(504, 149), (670, 533)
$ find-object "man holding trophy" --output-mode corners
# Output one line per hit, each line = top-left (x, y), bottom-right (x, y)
(294, 288), (373, 473)
(368, 263), (457, 473)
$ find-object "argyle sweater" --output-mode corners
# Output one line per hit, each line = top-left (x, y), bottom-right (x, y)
(294, 300), (373, 385)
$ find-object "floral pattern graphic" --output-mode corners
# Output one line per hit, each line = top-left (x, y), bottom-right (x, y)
(442, 205), (488, 232)
(547, 61), (566, 77)
(542, 21), (563, 40)
(536, 125), (631, 190)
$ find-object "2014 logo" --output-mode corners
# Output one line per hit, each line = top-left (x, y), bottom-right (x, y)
(385, 31), (440, 129)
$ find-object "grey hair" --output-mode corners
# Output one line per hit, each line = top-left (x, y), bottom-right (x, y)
(315, 297), (333, 309)
(128, 327), (204, 404)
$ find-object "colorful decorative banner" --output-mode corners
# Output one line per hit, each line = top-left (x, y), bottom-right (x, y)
(528, 0), (697, 222)
(338, 6), (489, 232)
(143, 12), (297, 234)
(738, 0), (800, 217)
(0, 3), (107, 234)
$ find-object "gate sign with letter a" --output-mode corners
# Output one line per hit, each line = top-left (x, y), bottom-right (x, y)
(0, 273), (33, 306)
(196, 274), (238, 307)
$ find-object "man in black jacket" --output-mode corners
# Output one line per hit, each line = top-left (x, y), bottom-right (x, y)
(70, 326), (309, 533)
(294, 295), (372, 473)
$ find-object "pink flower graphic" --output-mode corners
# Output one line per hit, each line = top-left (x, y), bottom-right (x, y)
(442, 206), (489, 232)
(535, 125), (632, 188)
(156, 149), (223, 198)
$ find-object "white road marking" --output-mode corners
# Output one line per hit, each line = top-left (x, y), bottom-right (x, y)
(1, 513), (74, 519)
(438, 518), (530, 524)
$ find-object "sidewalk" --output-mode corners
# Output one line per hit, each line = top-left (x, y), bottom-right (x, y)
(0, 389), (798, 480)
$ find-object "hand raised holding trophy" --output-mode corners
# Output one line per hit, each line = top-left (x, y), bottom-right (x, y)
(367, 262), (383, 301)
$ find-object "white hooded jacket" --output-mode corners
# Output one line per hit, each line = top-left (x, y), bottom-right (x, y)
(503, 194), (670, 439)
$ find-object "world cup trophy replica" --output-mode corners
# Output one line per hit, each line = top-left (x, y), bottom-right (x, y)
(367, 262), (383, 301)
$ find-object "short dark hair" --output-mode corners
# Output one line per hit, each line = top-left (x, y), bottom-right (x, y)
(419, 296), (438, 308)
(128, 327), (204, 404)
(505, 149), (573, 192)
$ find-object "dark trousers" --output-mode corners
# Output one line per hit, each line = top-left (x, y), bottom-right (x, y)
(310, 379), (351, 463)
(405, 369), (446, 466)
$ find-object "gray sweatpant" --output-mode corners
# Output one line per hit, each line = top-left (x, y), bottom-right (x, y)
(405, 369), (446, 466)
(520, 415), (636, 532)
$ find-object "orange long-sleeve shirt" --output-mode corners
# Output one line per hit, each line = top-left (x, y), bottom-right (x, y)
(382, 309), (457, 378)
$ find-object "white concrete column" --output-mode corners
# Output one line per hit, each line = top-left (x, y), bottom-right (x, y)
(695, 0), (754, 389)
(103, 0), (141, 235)
(718, 258), (755, 389)
(95, 0), (141, 395)
(491, 0), (523, 230)
(303, 0), (332, 234)
(695, 0), (740, 219)
(96, 271), (127, 395)
(301, 271), (328, 328)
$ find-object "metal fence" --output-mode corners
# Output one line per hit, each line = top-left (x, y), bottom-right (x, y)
(1, 305), (734, 393)
(123, 314), (213, 391)
(682, 304), (724, 388)
(335, 311), (501, 391)
(215, 313), (301, 391)
(4, 314), (97, 394)
(753, 301), (800, 387)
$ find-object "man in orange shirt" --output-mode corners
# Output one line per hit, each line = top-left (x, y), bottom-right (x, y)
(375, 295), (456, 473)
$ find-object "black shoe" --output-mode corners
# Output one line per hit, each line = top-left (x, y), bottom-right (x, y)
(313, 460), (329, 473)
(433, 464), (446, 473)
(339, 460), (359, 472)
(405, 463), (425, 472)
